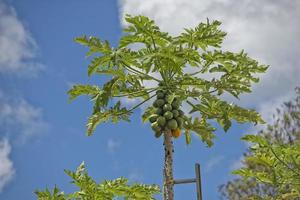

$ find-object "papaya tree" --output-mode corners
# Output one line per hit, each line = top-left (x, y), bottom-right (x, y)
(68, 14), (268, 199)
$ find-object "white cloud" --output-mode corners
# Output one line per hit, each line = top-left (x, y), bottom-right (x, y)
(107, 138), (121, 154)
(0, 94), (48, 143)
(118, 0), (300, 115)
(204, 155), (224, 173)
(0, 1), (48, 194)
(249, 91), (297, 133)
(0, 1), (43, 76)
(128, 170), (143, 182)
(0, 139), (15, 192)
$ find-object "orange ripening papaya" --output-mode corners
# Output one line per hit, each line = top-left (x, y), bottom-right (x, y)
(172, 129), (181, 138)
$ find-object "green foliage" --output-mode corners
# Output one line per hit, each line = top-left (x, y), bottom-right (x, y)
(35, 162), (160, 200)
(69, 14), (267, 146)
(219, 88), (300, 200)
(232, 135), (300, 199)
(174, 19), (227, 50)
(35, 186), (65, 200)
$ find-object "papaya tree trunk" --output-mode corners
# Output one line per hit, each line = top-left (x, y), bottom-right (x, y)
(163, 130), (174, 200)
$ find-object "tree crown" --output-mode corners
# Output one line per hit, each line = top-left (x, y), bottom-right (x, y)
(68, 14), (268, 146)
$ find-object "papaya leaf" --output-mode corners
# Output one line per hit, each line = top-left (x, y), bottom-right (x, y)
(68, 84), (102, 102)
(86, 101), (131, 136)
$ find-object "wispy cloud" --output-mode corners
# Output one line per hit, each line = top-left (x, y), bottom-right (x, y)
(0, 1), (47, 142)
(107, 138), (121, 154)
(128, 170), (143, 182)
(0, 94), (48, 143)
(0, 139), (15, 192)
(0, 0), (47, 194)
(0, 1), (43, 76)
(204, 155), (225, 173)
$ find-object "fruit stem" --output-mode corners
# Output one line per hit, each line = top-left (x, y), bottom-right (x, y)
(113, 88), (157, 97)
(127, 93), (157, 113)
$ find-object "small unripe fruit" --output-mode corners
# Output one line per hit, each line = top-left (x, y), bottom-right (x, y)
(164, 111), (173, 120)
(163, 104), (172, 112)
(156, 108), (163, 115)
(156, 92), (165, 99)
(172, 110), (179, 118)
(172, 101), (180, 109)
(175, 117), (184, 128)
(167, 119), (178, 130)
(155, 99), (165, 107)
(157, 116), (166, 126)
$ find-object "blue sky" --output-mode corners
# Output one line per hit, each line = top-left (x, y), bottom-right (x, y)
(0, 0), (299, 199)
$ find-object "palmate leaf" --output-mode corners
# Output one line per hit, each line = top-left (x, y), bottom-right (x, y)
(241, 135), (270, 147)
(68, 84), (102, 102)
(122, 14), (172, 48)
(119, 34), (153, 49)
(174, 19), (227, 50)
(207, 50), (268, 96)
(86, 101), (131, 136)
(190, 117), (216, 147)
(188, 94), (265, 133)
(87, 54), (113, 76)
(74, 35), (112, 57)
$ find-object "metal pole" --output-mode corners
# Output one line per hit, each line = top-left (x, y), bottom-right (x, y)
(173, 178), (196, 184)
(195, 163), (203, 200)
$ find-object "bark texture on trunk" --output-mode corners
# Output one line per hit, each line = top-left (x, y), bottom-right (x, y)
(163, 130), (174, 200)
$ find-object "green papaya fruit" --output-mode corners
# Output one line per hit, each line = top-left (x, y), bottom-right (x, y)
(175, 117), (184, 128)
(171, 101), (180, 109)
(163, 111), (173, 120)
(157, 116), (166, 126)
(156, 92), (165, 99)
(167, 119), (178, 130)
(163, 104), (172, 112)
(172, 110), (179, 118)
(155, 99), (165, 107)
(156, 107), (163, 115)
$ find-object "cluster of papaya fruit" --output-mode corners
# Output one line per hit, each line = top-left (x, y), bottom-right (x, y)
(149, 89), (184, 138)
